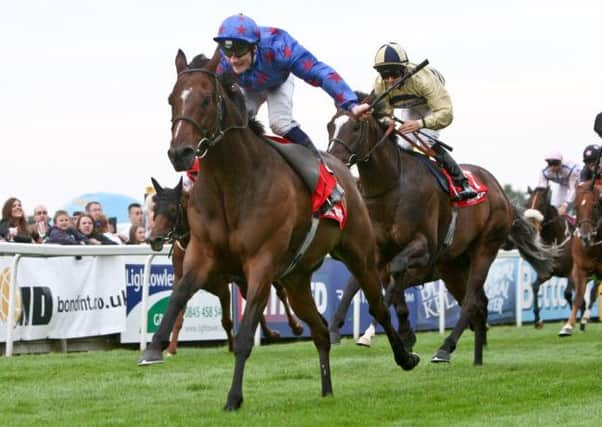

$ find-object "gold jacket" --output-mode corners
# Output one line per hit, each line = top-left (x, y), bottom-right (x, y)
(373, 63), (453, 130)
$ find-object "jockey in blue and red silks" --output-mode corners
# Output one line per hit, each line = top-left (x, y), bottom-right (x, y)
(213, 13), (371, 205)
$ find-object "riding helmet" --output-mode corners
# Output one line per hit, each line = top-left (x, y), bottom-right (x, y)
(544, 150), (563, 162)
(583, 144), (600, 163)
(214, 13), (260, 45)
(373, 42), (409, 70)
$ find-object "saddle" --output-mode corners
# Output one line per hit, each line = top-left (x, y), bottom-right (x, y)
(410, 150), (488, 207)
(263, 135), (346, 228)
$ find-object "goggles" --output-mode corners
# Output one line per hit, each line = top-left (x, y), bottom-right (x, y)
(546, 160), (561, 167)
(220, 40), (253, 58)
(378, 68), (403, 79)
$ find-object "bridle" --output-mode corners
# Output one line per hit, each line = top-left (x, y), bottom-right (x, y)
(327, 113), (401, 198)
(153, 194), (190, 254)
(171, 68), (247, 158)
(574, 185), (602, 246)
(327, 113), (395, 167)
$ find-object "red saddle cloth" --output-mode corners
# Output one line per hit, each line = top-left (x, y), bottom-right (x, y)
(267, 135), (347, 229)
(441, 169), (489, 208)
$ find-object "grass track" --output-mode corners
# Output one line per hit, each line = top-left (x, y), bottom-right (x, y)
(2, 323), (602, 426)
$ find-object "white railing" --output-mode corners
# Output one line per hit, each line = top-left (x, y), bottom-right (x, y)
(0, 242), (170, 356)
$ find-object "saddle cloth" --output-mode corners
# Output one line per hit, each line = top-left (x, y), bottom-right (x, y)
(412, 151), (488, 207)
(265, 135), (347, 229)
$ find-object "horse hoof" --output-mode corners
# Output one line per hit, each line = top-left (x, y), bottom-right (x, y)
(534, 321), (544, 329)
(138, 348), (164, 366)
(558, 325), (573, 337)
(356, 334), (373, 347)
(291, 324), (304, 336)
(401, 352), (420, 371)
(431, 349), (451, 363)
(224, 395), (243, 411)
(579, 322), (586, 332)
(329, 331), (341, 345)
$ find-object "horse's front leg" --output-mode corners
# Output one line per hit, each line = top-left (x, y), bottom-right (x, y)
(139, 268), (205, 365)
(531, 277), (544, 329)
(225, 263), (274, 411)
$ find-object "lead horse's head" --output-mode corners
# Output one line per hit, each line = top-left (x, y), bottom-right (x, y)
(167, 49), (246, 171)
(574, 181), (602, 247)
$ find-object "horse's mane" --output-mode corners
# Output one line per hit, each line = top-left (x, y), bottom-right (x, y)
(353, 91), (397, 144)
(186, 53), (267, 138)
(188, 54), (210, 69)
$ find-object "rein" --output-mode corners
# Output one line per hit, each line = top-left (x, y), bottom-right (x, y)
(172, 68), (248, 158)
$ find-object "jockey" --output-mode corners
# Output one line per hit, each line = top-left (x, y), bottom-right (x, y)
(537, 150), (580, 216)
(371, 42), (477, 201)
(213, 13), (371, 205)
(579, 144), (601, 182)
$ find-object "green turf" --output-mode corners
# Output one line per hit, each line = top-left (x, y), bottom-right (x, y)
(2, 323), (601, 426)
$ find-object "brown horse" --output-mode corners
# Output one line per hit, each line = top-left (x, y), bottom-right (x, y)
(147, 177), (304, 354)
(559, 181), (602, 336)
(327, 101), (557, 365)
(138, 50), (419, 410)
(524, 186), (598, 330)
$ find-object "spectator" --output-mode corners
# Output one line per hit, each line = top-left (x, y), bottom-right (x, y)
(85, 201), (104, 228)
(46, 210), (87, 245)
(127, 225), (147, 245)
(144, 186), (156, 238)
(118, 202), (144, 243)
(0, 197), (34, 243)
(76, 214), (116, 245)
(71, 211), (84, 228)
(96, 215), (122, 244)
(31, 204), (51, 243)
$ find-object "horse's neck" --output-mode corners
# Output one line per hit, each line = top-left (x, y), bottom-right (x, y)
(357, 126), (402, 193)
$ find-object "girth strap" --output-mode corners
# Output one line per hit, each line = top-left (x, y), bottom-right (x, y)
(279, 214), (321, 279)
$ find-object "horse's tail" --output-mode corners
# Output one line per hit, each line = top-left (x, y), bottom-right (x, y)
(505, 204), (558, 277)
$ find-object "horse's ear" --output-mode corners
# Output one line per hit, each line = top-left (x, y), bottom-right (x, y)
(527, 186), (533, 194)
(151, 177), (163, 193)
(175, 176), (183, 193)
(205, 47), (221, 72)
(176, 49), (187, 74)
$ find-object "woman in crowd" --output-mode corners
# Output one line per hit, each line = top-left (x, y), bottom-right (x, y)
(0, 197), (34, 243)
(127, 225), (147, 245)
(76, 214), (116, 245)
(46, 210), (88, 245)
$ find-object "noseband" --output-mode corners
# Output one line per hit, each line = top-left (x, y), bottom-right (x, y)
(171, 68), (247, 158)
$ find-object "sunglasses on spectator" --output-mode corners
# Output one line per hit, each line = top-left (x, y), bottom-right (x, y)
(378, 68), (403, 79)
(546, 160), (561, 167)
(220, 41), (253, 58)
(35, 210), (48, 215)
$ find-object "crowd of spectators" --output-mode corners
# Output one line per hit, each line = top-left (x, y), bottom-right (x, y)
(0, 198), (152, 246)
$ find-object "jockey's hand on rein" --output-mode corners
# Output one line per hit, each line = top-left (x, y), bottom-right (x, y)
(398, 119), (422, 134)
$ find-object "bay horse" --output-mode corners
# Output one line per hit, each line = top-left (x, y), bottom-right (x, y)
(138, 50), (419, 411)
(327, 99), (557, 364)
(146, 176), (304, 355)
(524, 186), (598, 330)
(559, 180), (602, 336)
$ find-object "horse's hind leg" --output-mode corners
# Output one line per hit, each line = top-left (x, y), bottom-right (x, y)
(531, 278), (544, 329)
(329, 275), (361, 344)
(339, 246), (419, 370)
(282, 275), (334, 396)
(273, 283), (304, 336)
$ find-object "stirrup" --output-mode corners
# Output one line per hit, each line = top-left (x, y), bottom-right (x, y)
(321, 183), (344, 213)
(452, 184), (477, 201)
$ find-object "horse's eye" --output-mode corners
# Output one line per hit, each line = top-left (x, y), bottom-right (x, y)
(201, 98), (209, 108)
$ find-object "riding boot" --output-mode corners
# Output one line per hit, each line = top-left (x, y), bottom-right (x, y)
(284, 126), (344, 206)
(432, 144), (477, 201)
